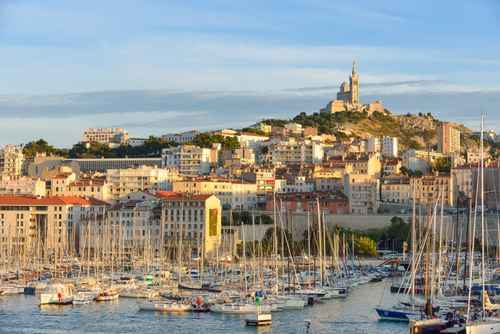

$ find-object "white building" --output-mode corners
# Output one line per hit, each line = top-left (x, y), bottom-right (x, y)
(275, 176), (315, 193)
(128, 138), (148, 147)
(382, 136), (399, 158)
(82, 128), (129, 145)
(366, 137), (381, 153)
(284, 123), (303, 135)
(269, 139), (324, 166)
(161, 145), (217, 177)
(236, 133), (269, 151)
(161, 130), (199, 144)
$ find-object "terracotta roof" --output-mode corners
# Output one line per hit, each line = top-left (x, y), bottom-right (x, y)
(0, 195), (109, 206)
(155, 191), (212, 201)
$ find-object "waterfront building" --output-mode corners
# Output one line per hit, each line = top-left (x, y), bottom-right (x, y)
(161, 145), (218, 177)
(172, 177), (257, 210)
(0, 195), (108, 264)
(437, 122), (461, 154)
(380, 175), (411, 204)
(343, 173), (380, 215)
(82, 128), (129, 145)
(0, 145), (24, 178)
(156, 191), (222, 259)
(410, 173), (454, 207)
(452, 165), (500, 210)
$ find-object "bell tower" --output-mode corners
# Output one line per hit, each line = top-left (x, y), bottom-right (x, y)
(349, 60), (359, 105)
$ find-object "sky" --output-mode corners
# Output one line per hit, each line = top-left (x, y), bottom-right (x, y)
(1, 0), (500, 147)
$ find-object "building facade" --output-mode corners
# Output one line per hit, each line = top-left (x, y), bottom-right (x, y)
(437, 122), (461, 154)
(162, 145), (217, 177)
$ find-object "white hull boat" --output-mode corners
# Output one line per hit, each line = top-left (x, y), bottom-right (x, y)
(39, 283), (74, 305)
(139, 300), (192, 312)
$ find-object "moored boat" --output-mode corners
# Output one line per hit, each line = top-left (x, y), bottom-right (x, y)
(39, 283), (74, 305)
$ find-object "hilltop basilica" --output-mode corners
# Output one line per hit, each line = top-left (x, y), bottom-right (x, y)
(321, 61), (385, 115)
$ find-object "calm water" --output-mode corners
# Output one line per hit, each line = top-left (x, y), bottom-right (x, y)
(0, 281), (407, 334)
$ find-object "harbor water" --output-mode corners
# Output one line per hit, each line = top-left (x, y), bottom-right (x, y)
(0, 281), (407, 334)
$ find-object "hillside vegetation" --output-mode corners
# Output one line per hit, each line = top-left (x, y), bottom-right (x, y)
(264, 109), (479, 151)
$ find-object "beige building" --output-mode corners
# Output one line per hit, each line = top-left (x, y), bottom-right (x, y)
(157, 192), (222, 259)
(437, 122), (461, 154)
(381, 176), (411, 204)
(343, 173), (380, 215)
(410, 174), (454, 207)
(66, 178), (112, 201)
(106, 166), (181, 200)
(172, 177), (257, 210)
(0, 196), (108, 266)
(46, 172), (77, 196)
(0, 176), (46, 196)
(0, 145), (24, 178)
(344, 154), (382, 177)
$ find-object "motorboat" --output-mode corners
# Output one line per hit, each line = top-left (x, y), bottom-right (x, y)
(39, 283), (74, 305)
(138, 300), (192, 312)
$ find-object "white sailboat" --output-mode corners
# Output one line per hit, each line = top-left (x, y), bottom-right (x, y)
(465, 115), (500, 334)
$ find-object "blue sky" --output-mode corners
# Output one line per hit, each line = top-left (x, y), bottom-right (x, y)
(1, 0), (499, 146)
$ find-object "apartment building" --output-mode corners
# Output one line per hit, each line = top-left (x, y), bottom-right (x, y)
(0, 176), (46, 196)
(161, 130), (199, 144)
(162, 145), (218, 177)
(269, 138), (324, 166)
(344, 154), (382, 177)
(106, 166), (181, 200)
(380, 175), (411, 204)
(343, 174), (380, 215)
(156, 192), (222, 258)
(382, 136), (399, 158)
(172, 177), (257, 210)
(0, 145), (24, 178)
(0, 195), (108, 264)
(437, 122), (461, 154)
(410, 174), (454, 207)
(82, 128), (129, 145)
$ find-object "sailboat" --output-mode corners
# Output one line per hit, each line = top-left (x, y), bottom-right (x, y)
(465, 115), (500, 334)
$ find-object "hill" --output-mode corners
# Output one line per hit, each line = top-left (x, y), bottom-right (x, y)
(263, 109), (479, 152)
